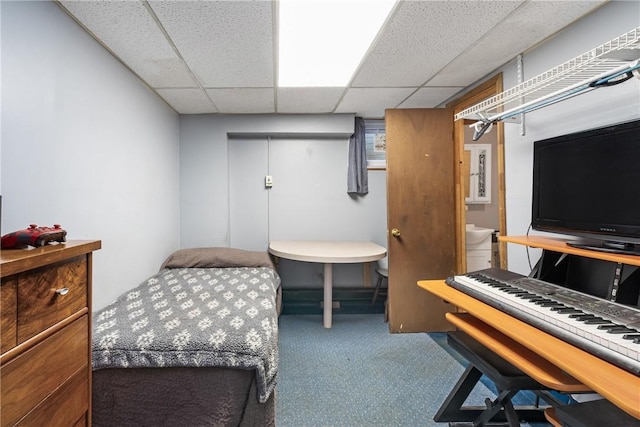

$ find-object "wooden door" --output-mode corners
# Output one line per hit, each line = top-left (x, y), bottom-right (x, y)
(385, 109), (457, 332)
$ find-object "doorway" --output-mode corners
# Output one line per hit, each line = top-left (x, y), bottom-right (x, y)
(448, 74), (507, 272)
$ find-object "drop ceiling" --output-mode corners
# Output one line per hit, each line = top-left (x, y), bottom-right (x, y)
(57, 0), (607, 118)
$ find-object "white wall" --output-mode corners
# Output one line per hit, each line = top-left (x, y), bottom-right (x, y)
(501, 1), (640, 274)
(180, 114), (388, 287)
(1, 1), (181, 310)
(4, 0), (633, 306)
(180, 114), (355, 247)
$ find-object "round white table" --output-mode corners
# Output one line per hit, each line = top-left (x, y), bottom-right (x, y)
(268, 240), (387, 328)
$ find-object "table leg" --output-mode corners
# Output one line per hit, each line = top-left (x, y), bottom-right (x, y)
(324, 263), (333, 328)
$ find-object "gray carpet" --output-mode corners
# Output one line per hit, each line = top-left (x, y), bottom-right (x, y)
(276, 314), (533, 427)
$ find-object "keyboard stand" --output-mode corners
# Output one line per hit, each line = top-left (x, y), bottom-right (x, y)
(417, 279), (639, 422)
(434, 330), (559, 426)
(551, 398), (640, 427)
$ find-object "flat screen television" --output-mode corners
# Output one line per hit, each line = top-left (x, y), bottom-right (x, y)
(531, 119), (640, 255)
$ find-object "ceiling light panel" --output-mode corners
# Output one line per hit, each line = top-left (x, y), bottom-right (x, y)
(59, 1), (197, 88)
(278, 0), (396, 87)
(148, 1), (274, 88)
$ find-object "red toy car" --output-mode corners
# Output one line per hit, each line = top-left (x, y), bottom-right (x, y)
(1, 224), (67, 249)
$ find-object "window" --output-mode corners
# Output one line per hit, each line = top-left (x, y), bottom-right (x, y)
(365, 119), (386, 169)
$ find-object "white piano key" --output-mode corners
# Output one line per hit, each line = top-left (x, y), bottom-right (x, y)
(449, 272), (640, 374)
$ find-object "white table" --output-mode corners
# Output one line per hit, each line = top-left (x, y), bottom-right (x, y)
(268, 240), (387, 328)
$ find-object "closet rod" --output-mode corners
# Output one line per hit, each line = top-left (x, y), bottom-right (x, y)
(456, 26), (640, 133)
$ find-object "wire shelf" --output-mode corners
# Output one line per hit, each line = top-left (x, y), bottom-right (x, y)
(456, 27), (640, 123)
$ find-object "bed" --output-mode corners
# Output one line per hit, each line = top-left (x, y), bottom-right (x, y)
(91, 247), (281, 427)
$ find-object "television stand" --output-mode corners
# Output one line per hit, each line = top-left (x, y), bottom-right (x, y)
(500, 235), (640, 306)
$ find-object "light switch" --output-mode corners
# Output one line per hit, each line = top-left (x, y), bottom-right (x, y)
(265, 175), (273, 188)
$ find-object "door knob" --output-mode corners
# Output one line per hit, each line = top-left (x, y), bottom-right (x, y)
(391, 228), (401, 238)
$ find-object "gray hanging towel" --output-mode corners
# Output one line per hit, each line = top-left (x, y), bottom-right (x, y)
(347, 116), (369, 195)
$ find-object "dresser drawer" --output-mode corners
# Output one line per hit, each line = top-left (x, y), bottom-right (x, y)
(16, 368), (88, 427)
(1, 276), (17, 353)
(1, 315), (88, 426)
(17, 256), (87, 343)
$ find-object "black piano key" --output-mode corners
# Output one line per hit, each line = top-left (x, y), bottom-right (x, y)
(606, 327), (637, 334)
(540, 301), (564, 307)
(584, 318), (612, 324)
(622, 334), (640, 340)
(557, 308), (582, 314)
(569, 314), (596, 320)
(598, 324), (622, 330)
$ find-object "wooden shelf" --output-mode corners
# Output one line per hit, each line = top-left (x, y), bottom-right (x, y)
(499, 235), (640, 267)
(445, 312), (588, 392)
(455, 27), (640, 124)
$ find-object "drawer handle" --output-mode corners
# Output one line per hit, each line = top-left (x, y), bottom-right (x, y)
(55, 287), (70, 296)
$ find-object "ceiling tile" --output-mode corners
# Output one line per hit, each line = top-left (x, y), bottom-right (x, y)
(156, 88), (217, 114)
(206, 88), (275, 114)
(428, 1), (608, 86)
(399, 87), (465, 109)
(148, 1), (274, 88)
(277, 88), (345, 114)
(59, 1), (196, 88)
(351, 1), (525, 88)
(335, 88), (416, 118)
(59, 0), (606, 116)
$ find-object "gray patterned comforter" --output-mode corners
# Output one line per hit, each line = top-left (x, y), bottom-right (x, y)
(92, 266), (280, 403)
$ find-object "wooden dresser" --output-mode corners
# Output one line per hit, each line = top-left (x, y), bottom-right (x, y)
(1, 240), (101, 427)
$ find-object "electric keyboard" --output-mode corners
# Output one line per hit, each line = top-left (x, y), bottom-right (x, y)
(446, 268), (640, 375)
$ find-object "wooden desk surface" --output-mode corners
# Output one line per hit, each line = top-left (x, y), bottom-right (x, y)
(268, 240), (386, 263)
(499, 235), (640, 267)
(418, 279), (640, 420)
